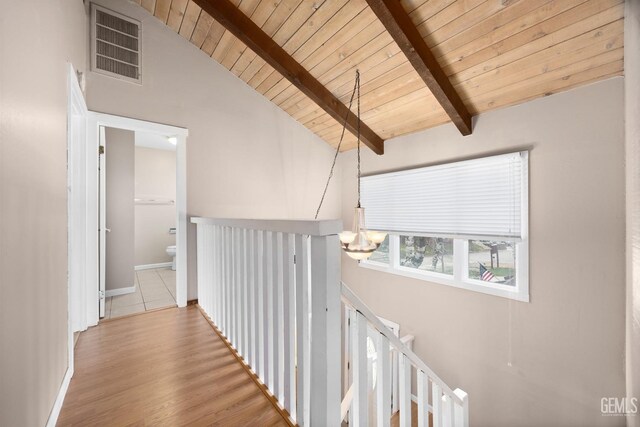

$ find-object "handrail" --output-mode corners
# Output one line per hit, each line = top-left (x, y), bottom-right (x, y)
(191, 216), (342, 236)
(341, 281), (464, 406)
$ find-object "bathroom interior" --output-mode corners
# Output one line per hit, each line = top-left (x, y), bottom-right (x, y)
(103, 127), (177, 319)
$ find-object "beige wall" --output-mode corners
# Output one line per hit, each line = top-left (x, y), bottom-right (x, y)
(105, 128), (135, 291)
(341, 78), (626, 426)
(135, 146), (176, 266)
(0, 0), (87, 425)
(86, 0), (341, 300)
(626, 1), (640, 425)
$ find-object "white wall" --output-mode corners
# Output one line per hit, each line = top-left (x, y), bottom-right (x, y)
(135, 146), (176, 266)
(341, 78), (626, 426)
(105, 127), (135, 291)
(625, 2), (640, 426)
(0, 1), (87, 425)
(86, 0), (341, 300)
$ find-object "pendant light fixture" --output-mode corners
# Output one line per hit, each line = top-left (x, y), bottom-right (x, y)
(314, 70), (386, 261)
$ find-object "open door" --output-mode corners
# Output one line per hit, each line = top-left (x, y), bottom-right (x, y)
(98, 126), (107, 318)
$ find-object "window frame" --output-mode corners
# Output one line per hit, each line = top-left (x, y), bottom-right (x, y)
(361, 235), (529, 302)
(359, 151), (529, 302)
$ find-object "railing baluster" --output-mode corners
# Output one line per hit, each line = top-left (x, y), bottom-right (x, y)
(206, 225), (213, 316)
(247, 229), (255, 369)
(232, 228), (238, 351)
(214, 225), (218, 325)
(256, 230), (265, 382)
(432, 383), (442, 427)
(453, 388), (469, 427)
(265, 231), (274, 391)
(227, 227), (233, 338)
(283, 233), (295, 416)
(196, 224), (205, 313)
(377, 333), (391, 427)
(442, 394), (453, 427)
(238, 228), (244, 358)
(230, 227), (235, 339)
(418, 370), (428, 427)
(294, 234), (310, 426)
(216, 226), (222, 327)
(399, 354), (412, 427)
(273, 232), (283, 401)
(352, 311), (368, 426)
(221, 227), (227, 335)
(242, 229), (249, 361)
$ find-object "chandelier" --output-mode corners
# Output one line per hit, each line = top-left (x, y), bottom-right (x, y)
(314, 70), (386, 261)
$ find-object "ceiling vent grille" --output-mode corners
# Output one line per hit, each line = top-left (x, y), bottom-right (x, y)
(91, 4), (141, 83)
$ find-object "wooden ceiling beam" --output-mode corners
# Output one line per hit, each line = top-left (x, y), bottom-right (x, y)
(193, 0), (385, 154)
(365, 0), (473, 135)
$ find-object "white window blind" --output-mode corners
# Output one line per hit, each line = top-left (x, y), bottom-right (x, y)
(361, 151), (528, 239)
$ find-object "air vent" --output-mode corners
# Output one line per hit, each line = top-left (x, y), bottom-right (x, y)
(91, 4), (141, 83)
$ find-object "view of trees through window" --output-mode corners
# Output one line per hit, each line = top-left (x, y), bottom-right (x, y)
(399, 236), (454, 275)
(367, 236), (517, 287)
(468, 240), (516, 286)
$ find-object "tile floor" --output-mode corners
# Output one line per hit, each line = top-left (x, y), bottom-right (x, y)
(104, 267), (176, 319)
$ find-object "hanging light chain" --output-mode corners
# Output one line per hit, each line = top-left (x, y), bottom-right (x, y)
(314, 70), (361, 219)
(356, 69), (361, 208)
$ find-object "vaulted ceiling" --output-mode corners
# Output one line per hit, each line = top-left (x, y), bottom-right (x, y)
(133, 0), (624, 152)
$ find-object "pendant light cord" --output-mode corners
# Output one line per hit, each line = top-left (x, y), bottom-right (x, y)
(314, 70), (361, 219)
(356, 70), (361, 208)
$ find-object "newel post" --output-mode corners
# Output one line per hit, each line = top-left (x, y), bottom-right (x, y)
(309, 234), (341, 426)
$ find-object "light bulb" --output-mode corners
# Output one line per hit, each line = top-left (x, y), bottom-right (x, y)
(339, 231), (356, 244)
(346, 251), (374, 260)
(367, 231), (387, 244)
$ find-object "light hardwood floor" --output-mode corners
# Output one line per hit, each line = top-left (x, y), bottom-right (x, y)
(57, 306), (289, 426)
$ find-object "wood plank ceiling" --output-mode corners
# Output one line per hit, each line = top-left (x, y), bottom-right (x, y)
(135, 0), (624, 151)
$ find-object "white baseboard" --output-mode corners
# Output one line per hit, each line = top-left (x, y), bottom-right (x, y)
(45, 367), (72, 427)
(105, 285), (136, 297)
(135, 262), (172, 271)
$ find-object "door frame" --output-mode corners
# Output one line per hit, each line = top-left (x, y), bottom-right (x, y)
(86, 112), (188, 326)
(66, 62), (88, 364)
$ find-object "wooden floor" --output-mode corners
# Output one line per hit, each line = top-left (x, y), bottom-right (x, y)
(58, 306), (289, 426)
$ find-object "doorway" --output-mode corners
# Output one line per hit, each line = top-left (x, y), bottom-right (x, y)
(100, 127), (180, 318)
(87, 113), (188, 324)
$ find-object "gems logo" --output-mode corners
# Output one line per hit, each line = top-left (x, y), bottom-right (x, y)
(601, 397), (638, 416)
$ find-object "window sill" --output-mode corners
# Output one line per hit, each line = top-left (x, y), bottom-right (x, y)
(359, 261), (529, 302)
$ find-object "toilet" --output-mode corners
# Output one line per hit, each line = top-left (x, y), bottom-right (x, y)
(166, 245), (176, 271)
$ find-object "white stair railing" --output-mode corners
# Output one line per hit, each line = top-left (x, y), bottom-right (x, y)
(341, 282), (469, 427)
(191, 217), (343, 426)
(191, 217), (468, 427)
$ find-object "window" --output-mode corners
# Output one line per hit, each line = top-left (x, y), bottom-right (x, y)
(361, 152), (529, 302)
(399, 236), (453, 275)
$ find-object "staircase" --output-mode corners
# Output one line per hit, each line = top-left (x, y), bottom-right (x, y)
(192, 217), (468, 426)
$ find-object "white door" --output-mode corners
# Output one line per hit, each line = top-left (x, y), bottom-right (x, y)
(98, 126), (107, 318)
(67, 66), (89, 332)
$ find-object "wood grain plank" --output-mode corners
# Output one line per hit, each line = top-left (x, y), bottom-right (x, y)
(200, 0), (241, 56)
(167, 0), (189, 32)
(140, 0), (156, 14)
(179, 0), (202, 39)
(190, 10), (215, 48)
(154, 0), (172, 23)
